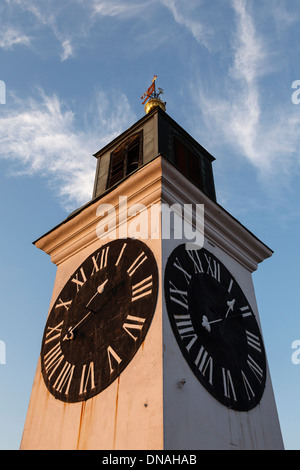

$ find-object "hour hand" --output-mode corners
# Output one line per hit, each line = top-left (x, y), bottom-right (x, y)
(202, 315), (222, 332)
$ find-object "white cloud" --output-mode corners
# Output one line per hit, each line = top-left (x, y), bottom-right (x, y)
(270, 0), (300, 30)
(0, 27), (31, 50)
(214, 0), (265, 167)
(60, 40), (74, 61)
(161, 0), (211, 48)
(193, 0), (300, 180)
(0, 89), (136, 211)
(231, 0), (266, 85)
(2, 0), (83, 60)
(2, 0), (190, 61)
(90, 0), (152, 18)
(7, 0), (157, 61)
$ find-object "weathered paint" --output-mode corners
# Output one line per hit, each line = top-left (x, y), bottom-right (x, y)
(113, 377), (120, 450)
(21, 146), (283, 449)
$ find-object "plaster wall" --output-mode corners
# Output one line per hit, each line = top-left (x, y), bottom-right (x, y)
(21, 160), (164, 450)
(20, 157), (283, 450)
(160, 159), (283, 450)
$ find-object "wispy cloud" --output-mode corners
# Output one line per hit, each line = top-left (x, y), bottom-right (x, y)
(193, 0), (300, 180)
(2, 0), (188, 61)
(3, 0), (84, 60)
(4, 0), (211, 59)
(5, 0), (158, 61)
(231, 0), (266, 84)
(60, 39), (74, 61)
(90, 0), (154, 19)
(270, 0), (300, 31)
(0, 89), (136, 211)
(161, 0), (212, 48)
(0, 27), (31, 50)
(225, 0), (265, 167)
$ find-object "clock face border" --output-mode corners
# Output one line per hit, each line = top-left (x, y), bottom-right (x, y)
(40, 238), (159, 403)
(164, 244), (267, 412)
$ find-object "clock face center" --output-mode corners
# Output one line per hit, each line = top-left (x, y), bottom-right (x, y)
(60, 267), (131, 365)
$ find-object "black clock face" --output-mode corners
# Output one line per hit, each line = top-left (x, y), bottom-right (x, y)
(164, 244), (266, 411)
(41, 238), (158, 403)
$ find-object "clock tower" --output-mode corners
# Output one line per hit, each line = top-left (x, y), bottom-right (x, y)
(21, 85), (284, 450)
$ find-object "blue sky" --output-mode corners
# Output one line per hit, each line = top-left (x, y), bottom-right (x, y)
(1, 0), (300, 450)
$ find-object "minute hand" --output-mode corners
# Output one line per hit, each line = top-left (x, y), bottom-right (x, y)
(85, 279), (108, 308)
(225, 299), (235, 317)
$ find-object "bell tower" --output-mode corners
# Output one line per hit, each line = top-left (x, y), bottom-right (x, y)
(21, 79), (284, 450)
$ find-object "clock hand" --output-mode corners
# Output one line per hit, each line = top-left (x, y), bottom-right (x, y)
(225, 299), (235, 317)
(85, 279), (108, 308)
(63, 279), (108, 341)
(202, 315), (217, 332)
(64, 311), (91, 340)
(202, 299), (236, 332)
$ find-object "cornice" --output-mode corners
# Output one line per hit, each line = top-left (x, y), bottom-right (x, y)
(34, 156), (272, 271)
(34, 157), (163, 265)
(160, 157), (273, 272)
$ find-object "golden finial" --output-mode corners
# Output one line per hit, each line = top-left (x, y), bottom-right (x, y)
(141, 75), (166, 113)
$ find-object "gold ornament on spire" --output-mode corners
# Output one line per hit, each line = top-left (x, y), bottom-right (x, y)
(141, 75), (166, 113)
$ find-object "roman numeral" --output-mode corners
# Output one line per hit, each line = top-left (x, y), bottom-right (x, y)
(71, 267), (87, 292)
(169, 281), (188, 310)
(91, 246), (109, 275)
(187, 250), (204, 274)
(204, 254), (221, 282)
(228, 279), (234, 293)
(174, 314), (197, 351)
(175, 314), (194, 336)
(131, 275), (153, 302)
(79, 362), (96, 395)
(43, 342), (64, 379)
(55, 298), (72, 311)
(123, 315), (146, 340)
(194, 346), (213, 385)
(115, 242), (127, 266)
(247, 355), (264, 383)
(127, 252), (148, 277)
(107, 346), (122, 374)
(53, 361), (75, 395)
(240, 305), (252, 318)
(43, 342), (75, 395)
(241, 371), (255, 400)
(45, 321), (64, 344)
(246, 330), (262, 353)
(222, 368), (237, 401)
(173, 257), (192, 284)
